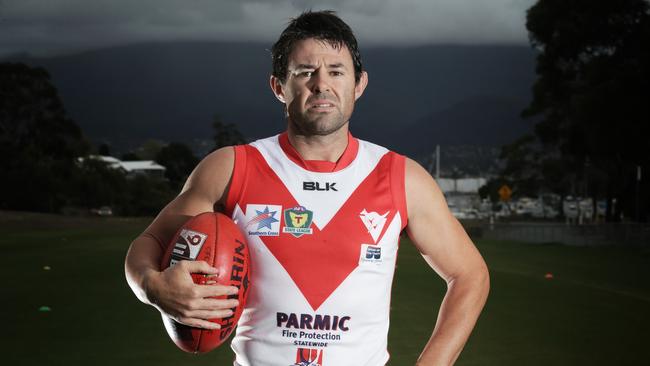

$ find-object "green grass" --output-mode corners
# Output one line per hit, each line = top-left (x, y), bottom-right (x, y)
(1, 212), (649, 365)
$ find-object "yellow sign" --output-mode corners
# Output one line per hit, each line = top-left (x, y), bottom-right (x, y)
(498, 185), (512, 202)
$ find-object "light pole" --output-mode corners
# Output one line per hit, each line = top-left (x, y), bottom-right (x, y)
(636, 165), (641, 222)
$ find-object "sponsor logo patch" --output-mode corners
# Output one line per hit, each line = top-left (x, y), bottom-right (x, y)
(170, 229), (208, 266)
(293, 348), (323, 366)
(244, 204), (281, 236)
(359, 244), (382, 264)
(283, 205), (314, 237)
(303, 181), (338, 192)
(359, 209), (389, 243)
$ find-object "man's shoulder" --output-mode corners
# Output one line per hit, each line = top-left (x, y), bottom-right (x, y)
(355, 137), (404, 162)
(248, 133), (282, 147)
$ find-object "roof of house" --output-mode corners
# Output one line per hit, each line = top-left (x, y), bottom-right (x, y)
(120, 161), (166, 172)
(80, 155), (166, 172)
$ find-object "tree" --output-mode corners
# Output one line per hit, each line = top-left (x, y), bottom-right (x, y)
(136, 139), (165, 160)
(0, 62), (90, 212)
(212, 115), (245, 151)
(122, 174), (175, 216)
(69, 157), (128, 210)
(98, 143), (111, 156)
(505, 0), (650, 221)
(155, 142), (199, 191)
(120, 152), (140, 161)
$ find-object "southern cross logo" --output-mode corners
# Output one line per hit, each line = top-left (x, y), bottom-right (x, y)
(283, 205), (314, 237)
(245, 204), (281, 236)
(249, 206), (279, 230)
(359, 209), (389, 243)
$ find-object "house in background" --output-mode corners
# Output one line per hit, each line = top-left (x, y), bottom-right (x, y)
(119, 160), (166, 179)
(79, 155), (166, 179)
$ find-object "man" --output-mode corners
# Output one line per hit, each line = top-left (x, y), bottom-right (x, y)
(125, 10), (489, 366)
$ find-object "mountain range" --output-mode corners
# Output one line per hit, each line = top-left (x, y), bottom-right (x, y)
(5, 41), (539, 162)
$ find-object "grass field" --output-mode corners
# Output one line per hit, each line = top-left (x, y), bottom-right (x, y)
(2, 211), (649, 365)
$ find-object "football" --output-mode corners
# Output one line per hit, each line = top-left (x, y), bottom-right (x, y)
(160, 212), (251, 353)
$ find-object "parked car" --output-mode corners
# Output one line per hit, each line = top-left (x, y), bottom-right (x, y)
(91, 206), (113, 216)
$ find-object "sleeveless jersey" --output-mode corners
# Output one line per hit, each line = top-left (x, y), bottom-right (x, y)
(224, 132), (407, 366)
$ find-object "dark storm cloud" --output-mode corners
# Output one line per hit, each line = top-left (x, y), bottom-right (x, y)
(0, 0), (536, 57)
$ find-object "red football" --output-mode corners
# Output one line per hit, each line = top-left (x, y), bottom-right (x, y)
(160, 212), (251, 353)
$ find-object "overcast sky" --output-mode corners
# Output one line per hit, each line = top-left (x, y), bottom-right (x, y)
(0, 0), (536, 57)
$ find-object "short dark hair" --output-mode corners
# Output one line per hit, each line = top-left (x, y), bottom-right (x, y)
(271, 10), (364, 84)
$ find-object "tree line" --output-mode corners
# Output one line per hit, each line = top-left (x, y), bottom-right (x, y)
(0, 62), (245, 216)
(483, 0), (649, 222)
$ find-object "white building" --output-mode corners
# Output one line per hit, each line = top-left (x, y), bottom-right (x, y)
(436, 177), (487, 194)
(79, 155), (166, 179)
(436, 177), (488, 219)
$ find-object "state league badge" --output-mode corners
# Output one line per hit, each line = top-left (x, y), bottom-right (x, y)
(283, 205), (314, 237)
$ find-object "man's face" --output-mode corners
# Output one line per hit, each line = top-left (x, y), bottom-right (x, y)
(271, 38), (368, 136)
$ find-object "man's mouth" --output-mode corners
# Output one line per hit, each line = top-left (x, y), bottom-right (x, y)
(310, 103), (334, 108)
(307, 100), (336, 110)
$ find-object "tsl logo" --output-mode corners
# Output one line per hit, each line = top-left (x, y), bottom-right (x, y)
(283, 205), (314, 237)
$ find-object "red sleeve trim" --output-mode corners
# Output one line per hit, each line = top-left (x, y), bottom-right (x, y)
(390, 152), (408, 229)
(225, 145), (247, 216)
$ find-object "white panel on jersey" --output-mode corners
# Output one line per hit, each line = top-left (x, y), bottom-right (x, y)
(250, 135), (388, 231)
(231, 205), (312, 310)
(231, 204), (324, 366)
(312, 212), (403, 366)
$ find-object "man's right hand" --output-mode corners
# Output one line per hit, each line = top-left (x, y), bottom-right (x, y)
(145, 260), (240, 330)
(124, 147), (238, 329)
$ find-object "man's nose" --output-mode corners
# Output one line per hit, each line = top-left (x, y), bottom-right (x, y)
(309, 69), (331, 93)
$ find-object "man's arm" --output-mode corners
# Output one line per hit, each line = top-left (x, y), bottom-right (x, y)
(404, 158), (490, 366)
(124, 147), (240, 330)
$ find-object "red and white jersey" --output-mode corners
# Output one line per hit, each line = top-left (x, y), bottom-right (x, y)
(224, 132), (407, 366)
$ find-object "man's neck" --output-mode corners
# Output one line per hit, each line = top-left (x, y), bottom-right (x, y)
(286, 124), (350, 162)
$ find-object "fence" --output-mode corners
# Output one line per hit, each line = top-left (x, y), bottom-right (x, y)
(464, 222), (650, 246)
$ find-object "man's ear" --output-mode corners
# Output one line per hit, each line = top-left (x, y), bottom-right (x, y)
(270, 75), (286, 103)
(354, 71), (368, 101)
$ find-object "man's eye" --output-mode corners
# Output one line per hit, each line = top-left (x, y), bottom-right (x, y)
(330, 71), (343, 76)
(298, 71), (313, 77)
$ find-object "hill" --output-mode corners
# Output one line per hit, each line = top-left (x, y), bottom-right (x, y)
(5, 42), (537, 157)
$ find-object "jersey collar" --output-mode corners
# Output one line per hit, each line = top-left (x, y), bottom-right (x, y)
(278, 131), (359, 173)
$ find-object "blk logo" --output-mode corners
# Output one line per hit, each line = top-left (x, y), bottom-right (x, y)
(303, 182), (338, 192)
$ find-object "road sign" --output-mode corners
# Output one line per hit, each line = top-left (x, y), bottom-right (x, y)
(499, 185), (512, 202)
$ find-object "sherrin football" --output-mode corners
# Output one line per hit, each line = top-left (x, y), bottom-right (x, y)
(160, 212), (251, 353)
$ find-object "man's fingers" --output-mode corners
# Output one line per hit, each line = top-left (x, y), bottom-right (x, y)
(195, 283), (239, 298)
(181, 260), (218, 275)
(178, 317), (221, 330)
(194, 297), (240, 310)
(185, 309), (235, 320)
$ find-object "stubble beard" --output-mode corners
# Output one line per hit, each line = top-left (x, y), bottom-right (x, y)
(287, 94), (355, 137)
(289, 109), (349, 136)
